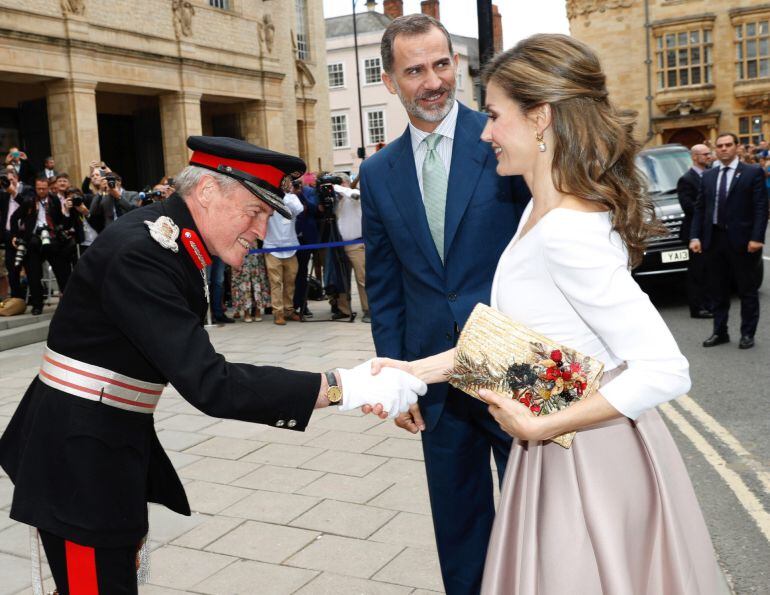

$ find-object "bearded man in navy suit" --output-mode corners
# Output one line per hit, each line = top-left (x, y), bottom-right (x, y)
(690, 132), (768, 349)
(359, 14), (530, 594)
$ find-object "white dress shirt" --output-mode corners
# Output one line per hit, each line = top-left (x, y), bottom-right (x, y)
(333, 184), (362, 241)
(491, 201), (691, 420)
(713, 156), (740, 225)
(263, 193), (304, 258)
(409, 99), (459, 202)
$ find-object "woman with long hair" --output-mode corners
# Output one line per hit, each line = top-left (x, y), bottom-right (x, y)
(372, 34), (722, 594)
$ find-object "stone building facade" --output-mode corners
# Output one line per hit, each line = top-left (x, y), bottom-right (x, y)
(0, 0), (332, 189)
(567, 0), (770, 148)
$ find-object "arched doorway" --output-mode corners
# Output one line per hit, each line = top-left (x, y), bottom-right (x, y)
(667, 128), (705, 148)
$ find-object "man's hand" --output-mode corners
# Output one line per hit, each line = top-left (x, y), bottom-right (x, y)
(689, 239), (702, 254)
(63, 198), (73, 211)
(338, 360), (427, 418)
(108, 185), (121, 199)
(748, 241), (764, 253)
(394, 403), (425, 433)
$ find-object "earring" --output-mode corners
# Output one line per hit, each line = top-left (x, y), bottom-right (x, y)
(536, 132), (546, 153)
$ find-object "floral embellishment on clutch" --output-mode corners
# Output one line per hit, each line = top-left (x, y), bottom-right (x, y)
(447, 304), (604, 448)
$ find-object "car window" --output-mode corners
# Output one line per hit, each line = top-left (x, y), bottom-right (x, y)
(636, 150), (691, 195)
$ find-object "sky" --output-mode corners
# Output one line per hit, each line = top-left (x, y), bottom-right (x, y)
(321, 0), (571, 47)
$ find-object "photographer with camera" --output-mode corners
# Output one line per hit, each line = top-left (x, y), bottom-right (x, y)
(10, 177), (74, 314)
(333, 173), (369, 323)
(64, 186), (98, 256)
(87, 167), (140, 232)
(4, 147), (34, 185)
(263, 177), (304, 325)
(0, 170), (27, 301)
(292, 177), (320, 319)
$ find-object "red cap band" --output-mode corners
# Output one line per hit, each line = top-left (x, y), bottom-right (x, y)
(190, 151), (285, 189)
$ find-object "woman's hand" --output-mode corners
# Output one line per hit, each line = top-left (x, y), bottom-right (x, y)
(478, 389), (546, 441)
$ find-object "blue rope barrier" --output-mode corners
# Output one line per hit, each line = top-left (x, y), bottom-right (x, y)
(249, 238), (364, 254)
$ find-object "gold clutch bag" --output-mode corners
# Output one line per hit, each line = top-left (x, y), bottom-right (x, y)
(448, 304), (604, 448)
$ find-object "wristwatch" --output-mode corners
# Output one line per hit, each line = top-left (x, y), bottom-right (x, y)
(324, 370), (342, 405)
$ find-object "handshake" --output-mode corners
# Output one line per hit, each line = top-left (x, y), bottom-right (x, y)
(337, 359), (426, 418)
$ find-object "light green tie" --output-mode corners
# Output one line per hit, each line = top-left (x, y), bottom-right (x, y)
(422, 133), (448, 262)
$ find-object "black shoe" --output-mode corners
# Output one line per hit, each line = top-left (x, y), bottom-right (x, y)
(690, 309), (714, 319)
(302, 308), (313, 318)
(703, 333), (729, 347)
(739, 335), (755, 349)
(214, 314), (235, 324)
(362, 312), (371, 323)
(331, 311), (350, 320)
(31, 307), (43, 316)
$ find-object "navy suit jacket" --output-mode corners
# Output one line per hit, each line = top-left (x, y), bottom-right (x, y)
(690, 161), (768, 252)
(360, 102), (530, 430)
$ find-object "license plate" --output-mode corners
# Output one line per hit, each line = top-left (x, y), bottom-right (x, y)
(661, 249), (689, 263)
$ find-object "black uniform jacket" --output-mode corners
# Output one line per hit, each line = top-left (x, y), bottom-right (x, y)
(0, 194), (321, 548)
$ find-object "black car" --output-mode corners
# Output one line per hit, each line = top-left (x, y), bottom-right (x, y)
(633, 144), (692, 278)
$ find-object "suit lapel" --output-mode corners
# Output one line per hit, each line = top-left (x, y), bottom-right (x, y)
(444, 104), (488, 257)
(385, 129), (444, 277)
(726, 161), (744, 199)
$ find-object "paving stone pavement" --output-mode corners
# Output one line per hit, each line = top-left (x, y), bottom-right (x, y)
(0, 309), (455, 595)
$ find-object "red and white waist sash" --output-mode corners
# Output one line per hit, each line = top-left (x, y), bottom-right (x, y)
(38, 346), (164, 414)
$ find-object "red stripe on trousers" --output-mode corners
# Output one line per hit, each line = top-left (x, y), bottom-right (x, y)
(65, 540), (99, 595)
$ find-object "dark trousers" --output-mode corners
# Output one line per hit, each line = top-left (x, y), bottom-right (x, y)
(293, 247), (313, 313)
(686, 249), (712, 314)
(25, 239), (73, 309)
(421, 387), (512, 595)
(208, 256), (225, 317)
(3, 243), (23, 298)
(39, 529), (138, 595)
(707, 227), (761, 337)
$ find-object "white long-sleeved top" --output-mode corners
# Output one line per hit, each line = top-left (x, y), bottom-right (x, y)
(263, 193), (304, 259)
(490, 201), (691, 420)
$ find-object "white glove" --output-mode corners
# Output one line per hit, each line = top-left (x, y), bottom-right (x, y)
(338, 360), (427, 418)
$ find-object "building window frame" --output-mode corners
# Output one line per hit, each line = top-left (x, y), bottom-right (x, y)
(653, 25), (714, 90)
(738, 114), (764, 145)
(331, 113), (350, 149)
(328, 62), (345, 89)
(734, 15), (770, 80)
(208, 0), (230, 9)
(365, 108), (386, 145)
(363, 57), (382, 86)
(295, 0), (311, 61)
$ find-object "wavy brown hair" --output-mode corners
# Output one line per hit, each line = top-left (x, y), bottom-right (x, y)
(483, 34), (664, 267)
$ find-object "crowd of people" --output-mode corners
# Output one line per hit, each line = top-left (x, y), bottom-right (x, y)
(0, 147), (370, 323)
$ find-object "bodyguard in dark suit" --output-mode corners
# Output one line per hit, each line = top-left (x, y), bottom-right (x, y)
(676, 143), (713, 318)
(360, 15), (529, 594)
(690, 133), (768, 349)
(0, 138), (424, 594)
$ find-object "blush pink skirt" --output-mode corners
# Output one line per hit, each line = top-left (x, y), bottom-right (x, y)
(481, 369), (724, 595)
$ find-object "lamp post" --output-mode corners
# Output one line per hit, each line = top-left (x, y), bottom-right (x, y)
(476, 0), (494, 107)
(353, 0), (366, 162)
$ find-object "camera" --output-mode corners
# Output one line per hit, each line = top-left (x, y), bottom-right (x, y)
(139, 188), (163, 206)
(36, 225), (52, 247)
(13, 239), (27, 268)
(0, 174), (10, 190)
(104, 173), (118, 189)
(66, 188), (84, 207)
(316, 174), (342, 215)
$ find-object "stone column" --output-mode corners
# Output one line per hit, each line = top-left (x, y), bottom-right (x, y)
(262, 100), (287, 153)
(46, 79), (99, 181)
(159, 91), (202, 177)
(240, 101), (266, 147)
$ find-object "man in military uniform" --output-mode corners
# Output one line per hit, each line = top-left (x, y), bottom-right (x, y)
(0, 137), (425, 594)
